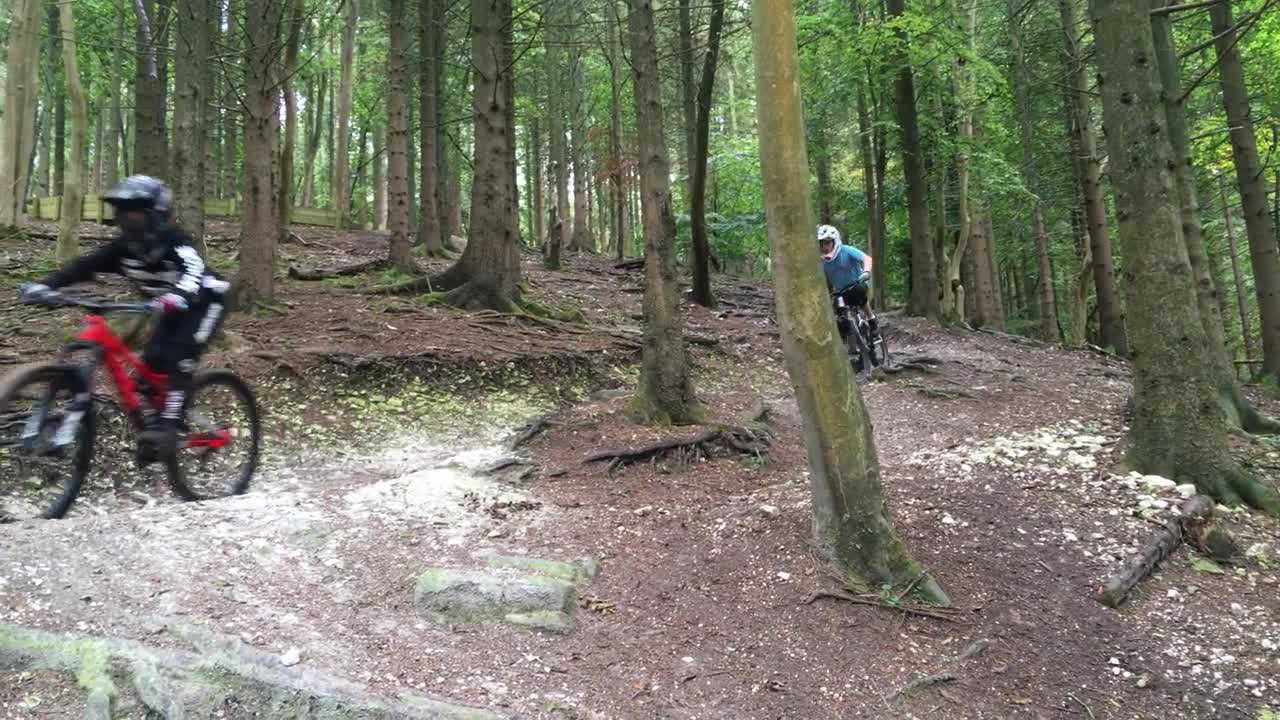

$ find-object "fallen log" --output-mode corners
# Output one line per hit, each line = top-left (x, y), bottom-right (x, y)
(287, 258), (389, 281)
(614, 258), (644, 271)
(1095, 494), (1216, 608)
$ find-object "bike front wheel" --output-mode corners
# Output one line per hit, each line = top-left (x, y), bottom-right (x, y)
(165, 370), (261, 502)
(0, 363), (95, 521)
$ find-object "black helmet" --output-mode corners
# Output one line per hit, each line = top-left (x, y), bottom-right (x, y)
(104, 175), (172, 215)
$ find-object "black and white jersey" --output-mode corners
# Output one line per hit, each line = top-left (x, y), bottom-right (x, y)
(42, 228), (223, 301)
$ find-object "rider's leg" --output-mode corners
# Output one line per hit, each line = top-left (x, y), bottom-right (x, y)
(139, 291), (224, 458)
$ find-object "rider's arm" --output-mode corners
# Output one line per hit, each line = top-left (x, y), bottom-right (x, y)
(39, 241), (126, 290)
(167, 231), (206, 303)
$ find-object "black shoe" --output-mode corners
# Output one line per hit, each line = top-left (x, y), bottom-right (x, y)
(136, 421), (177, 466)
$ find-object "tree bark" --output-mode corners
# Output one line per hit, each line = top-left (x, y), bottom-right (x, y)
(386, 0), (414, 269)
(544, 0), (569, 267)
(103, 0), (124, 191)
(1010, 0), (1060, 342)
(417, 0), (446, 255)
(57, 0), (87, 264)
(174, 0), (210, 252)
(222, 0), (240, 200)
(627, 0), (700, 424)
(1210, 0), (1280, 381)
(302, 74), (326, 207)
(276, 0), (302, 245)
(531, 118), (545, 249)
(237, 0), (286, 307)
(0, 0), (43, 228)
(132, 0), (169, 177)
(679, 0), (697, 203)
(1151, 0), (1275, 432)
(751, 0), (947, 602)
(334, 0), (358, 228)
(1091, 0), (1278, 513)
(570, 42), (590, 252)
(941, 0), (978, 325)
(373, 125), (387, 230)
(422, 0), (522, 309)
(886, 0), (938, 319)
(1060, 0), (1126, 354)
(689, 0), (726, 308)
(970, 201), (1003, 328)
(606, 0), (628, 261)
(1219, 173), (1256, 364)
(50, 4), (65, 198)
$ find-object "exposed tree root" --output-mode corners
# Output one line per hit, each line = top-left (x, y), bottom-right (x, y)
(582, 399), (770, 474)
(1095, 494), (1220, 608)
(975, 328), (1045, 347)
(801, 589), (963, 622)
(907, 382), (974, 400)
(891, 673), (957, 704)
(287, 258), (390, 281)
(510, 414), (558, 449)
(881, 354), (943, 376)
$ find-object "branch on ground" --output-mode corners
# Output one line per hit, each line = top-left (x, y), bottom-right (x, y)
(287, 258), (390, 281)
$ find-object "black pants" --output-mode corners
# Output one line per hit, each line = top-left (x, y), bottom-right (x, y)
(143, 283), (228, 420)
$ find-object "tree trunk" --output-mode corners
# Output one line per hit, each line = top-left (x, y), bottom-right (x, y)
(570, 45), (590, 252)
(222, 1), (240, 200)
(941, 0), (978, 325)
(679, 0), (696, 204)
(277, 0), (302, 245)
(815, 144), (833, 225)
(689, 0), (726, 308)
(886, 0), (938, 319)
(1210, 0), (1280, 381)
(1059, 0), (1126, 355)
(1219, 173), (1256, 364)
(606, 0), (628, 261)
(751, 0), (947, 602)
(855, 81), (884, 305)
(0, 0), (43, 228)
(971, 201), (1003, 328)
(1091, 0), (1278, 513)
(92, 114), (104, 193)
(1150, 0), (1276, 431)
(132, 0), (168, 178)
(103, 0), (124, 191)
(386, 0), (415, 269)
(424, 0), (521, 309)
(627, 0), (700, 424)
(57, 0), (87, 264)
(373, 125), (387, 230)
(544, 0), (569, 268)
(334, 0), (357, 227)
(237, 0), (286, 308)
(1010, 0), (1060, 342)
(174, 0), (210, 253)
(302, 73), (326, 207)
(49, 3), (65, 198)
(531, 118), (545, 248)
(417, 0), (446, 255)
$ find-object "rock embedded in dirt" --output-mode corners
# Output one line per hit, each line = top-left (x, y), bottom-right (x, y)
(0, 622), (500, 719)
(414, 556), (599, 633)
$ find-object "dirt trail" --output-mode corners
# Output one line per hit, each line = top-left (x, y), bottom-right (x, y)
(1, 228), (1278, 719)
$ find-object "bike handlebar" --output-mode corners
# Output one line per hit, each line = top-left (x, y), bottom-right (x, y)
(21, 291), (154, 314)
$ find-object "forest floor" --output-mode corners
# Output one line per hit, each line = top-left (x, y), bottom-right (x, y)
(0, 220), (1278, 719)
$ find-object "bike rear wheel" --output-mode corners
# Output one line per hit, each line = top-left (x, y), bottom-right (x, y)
(165, 370), (260, 501)
(846, 326), (873, 381)
(0, 363), (95, 521)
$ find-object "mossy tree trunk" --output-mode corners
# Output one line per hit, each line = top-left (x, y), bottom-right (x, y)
(1090, 0), (1280, 514)
(751, 0), (948, 601)
(174, 0), (210, 254)
(417, 0), (447, 256)
(1209, 0), (1280, 382)
(386, 0), (415, 271)
(57, 0), (87, 265)
(1151, 0), (1279, 434)
(627, 0), (700, 424)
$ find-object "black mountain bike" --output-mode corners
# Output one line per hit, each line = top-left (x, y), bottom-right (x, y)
(832, 285), (892, 381)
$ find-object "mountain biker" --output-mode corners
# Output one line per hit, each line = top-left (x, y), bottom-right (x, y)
(818, 224), (877, 331)
(18, 175), (229, 462)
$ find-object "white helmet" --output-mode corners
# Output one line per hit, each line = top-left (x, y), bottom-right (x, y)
(817, 224), (842, 261)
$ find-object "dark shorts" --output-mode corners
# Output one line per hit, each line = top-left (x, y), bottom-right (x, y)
(143, 279), (229, 379)
(838, 282), (869, 310)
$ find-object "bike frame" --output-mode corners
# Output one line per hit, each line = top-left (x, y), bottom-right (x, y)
(60, 312), (231, 450)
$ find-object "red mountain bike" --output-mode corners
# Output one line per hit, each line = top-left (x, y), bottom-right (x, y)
(0, 292), (260, 521)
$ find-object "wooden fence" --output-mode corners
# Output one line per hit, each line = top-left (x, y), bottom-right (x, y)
(27, 194), (341, 228)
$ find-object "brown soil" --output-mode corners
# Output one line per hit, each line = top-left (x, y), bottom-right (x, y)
(1, 222), (1278, 719)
